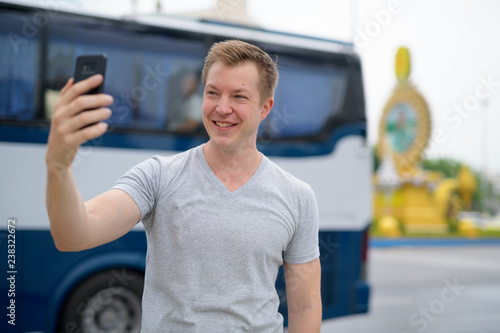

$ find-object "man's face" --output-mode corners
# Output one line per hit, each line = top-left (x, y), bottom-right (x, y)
(202, 61), (273, 152)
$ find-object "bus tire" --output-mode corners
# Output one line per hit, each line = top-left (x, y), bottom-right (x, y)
(57, 268), (144, 333)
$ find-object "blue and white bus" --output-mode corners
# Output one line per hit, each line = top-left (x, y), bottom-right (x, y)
(0, 2), (371, 332)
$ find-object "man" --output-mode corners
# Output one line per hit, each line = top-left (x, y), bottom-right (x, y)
(46, 40), (321, 332)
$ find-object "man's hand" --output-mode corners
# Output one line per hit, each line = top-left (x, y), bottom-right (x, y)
(45, 74), (140, 253)
(46, 74), (113, 171)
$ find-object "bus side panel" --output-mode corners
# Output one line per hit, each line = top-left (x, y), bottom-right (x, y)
(275, 228), (370, 325)
(319, 228), (370, 318)
(0, 230), (147, 333)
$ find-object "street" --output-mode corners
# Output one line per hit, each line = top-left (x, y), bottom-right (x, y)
(320, 245), (500, 333)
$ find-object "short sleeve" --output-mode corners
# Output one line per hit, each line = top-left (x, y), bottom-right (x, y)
(283, 186), (320, 264)
(112, 156), (161, 221)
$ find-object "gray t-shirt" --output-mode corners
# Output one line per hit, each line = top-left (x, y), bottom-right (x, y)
(113, 145), (320, 332)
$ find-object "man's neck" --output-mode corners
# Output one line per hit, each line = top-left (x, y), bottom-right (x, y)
(203, 141), (262, 192)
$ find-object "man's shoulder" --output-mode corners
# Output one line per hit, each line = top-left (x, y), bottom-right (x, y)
(262, 156), (313, 195)
(149, 145), (200, 166)
(130, 145), (201, 182)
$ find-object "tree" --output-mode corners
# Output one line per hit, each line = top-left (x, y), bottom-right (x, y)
(421, 158), (462, 178)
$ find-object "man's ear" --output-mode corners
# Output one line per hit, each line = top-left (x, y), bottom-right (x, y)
(260, 98), (274, 122)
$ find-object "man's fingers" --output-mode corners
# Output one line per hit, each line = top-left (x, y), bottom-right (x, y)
(74, 122), (109, 146)
(60, 78), (74, 96)
(58, 74), (104, 107)
(63, 108), (112, 134)
(59, 93), (113, 120)
(47, 75), (111, 169)
(62, 121), (109, 149)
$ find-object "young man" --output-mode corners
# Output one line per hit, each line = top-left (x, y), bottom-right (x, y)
(46, 40), (321, 332)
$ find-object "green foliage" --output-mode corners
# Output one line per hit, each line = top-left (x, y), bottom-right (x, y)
(447, 218), (459, 233)
(421, 157), (462, 178)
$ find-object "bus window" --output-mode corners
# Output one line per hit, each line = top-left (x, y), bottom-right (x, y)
(45, 18), (207, 132)
(165, 66), (204, 133)
(259, 54), (348, 140)
(0, 12), (40, 121)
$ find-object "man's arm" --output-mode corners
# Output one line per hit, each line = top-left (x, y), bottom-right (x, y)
(46, 75), (141, 252)
(284, 258), (322, 332)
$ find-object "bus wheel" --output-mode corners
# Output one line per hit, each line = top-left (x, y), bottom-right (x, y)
(57, 269), (144, 333)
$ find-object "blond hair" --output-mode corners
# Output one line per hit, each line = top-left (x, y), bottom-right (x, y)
(202, 40), (279, 104)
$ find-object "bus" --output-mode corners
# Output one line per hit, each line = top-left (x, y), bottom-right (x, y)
(0, 2), (371, 332)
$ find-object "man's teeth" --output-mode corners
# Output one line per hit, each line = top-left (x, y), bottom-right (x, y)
(216, 122), (234, 127)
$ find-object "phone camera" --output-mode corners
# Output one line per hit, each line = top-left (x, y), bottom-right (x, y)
(82, 62), (96, 74)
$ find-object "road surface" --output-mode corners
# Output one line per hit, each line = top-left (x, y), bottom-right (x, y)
(320, 245), (500, 333)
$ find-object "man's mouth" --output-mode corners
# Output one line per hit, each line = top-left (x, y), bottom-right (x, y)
(214, 121), (236, 128)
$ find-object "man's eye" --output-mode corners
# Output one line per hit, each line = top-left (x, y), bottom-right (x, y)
(235, 95), (246, 99)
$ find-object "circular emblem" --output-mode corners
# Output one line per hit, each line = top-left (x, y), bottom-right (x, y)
(377, 84), (431, 175)
(386, 102), (417, 153)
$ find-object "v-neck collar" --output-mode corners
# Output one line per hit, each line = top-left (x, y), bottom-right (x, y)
(196, 145), (267, 199)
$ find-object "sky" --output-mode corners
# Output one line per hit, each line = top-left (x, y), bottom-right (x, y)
(7, 0), (500, 176)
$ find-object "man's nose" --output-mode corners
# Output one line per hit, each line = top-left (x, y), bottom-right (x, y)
(216, 95), (232, 115)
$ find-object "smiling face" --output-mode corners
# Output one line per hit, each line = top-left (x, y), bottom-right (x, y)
(202, 61), (273, 153)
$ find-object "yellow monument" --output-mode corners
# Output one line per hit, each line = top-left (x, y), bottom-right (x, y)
(457, 165), (477, 211)
(373, 47), (471, 235)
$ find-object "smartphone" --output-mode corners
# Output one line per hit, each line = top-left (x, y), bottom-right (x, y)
(74, 54), (107, 94)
